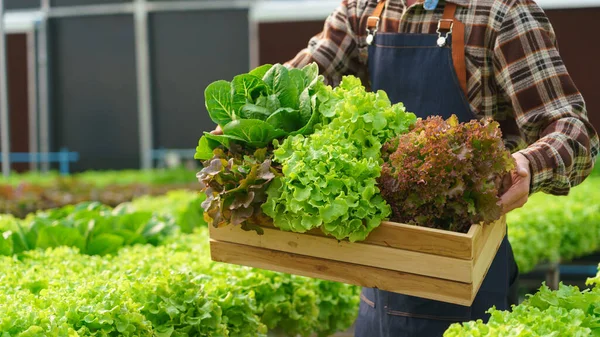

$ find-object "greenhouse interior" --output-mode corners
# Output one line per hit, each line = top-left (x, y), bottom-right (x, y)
(1, 0), (599, 336)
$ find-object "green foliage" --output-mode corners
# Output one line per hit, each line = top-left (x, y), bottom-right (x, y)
(587, 264), (600, 287)
(195, 63), (323, 160)
(379, 116), (514, 232)
(0, 202), (177, 256)
(0, 230), (265, 336)
(0, 193), (359, 336)
(444, 305), (595, 337)
(263, 76), (416, 241)
(0, 228), (359, 336)
(591, 161), (600, 177)
(0, 168), (200, 218)
(0, 167), (198, 187)
(72, 167), (199, 187)
(119, 189), (207, 234)
(444, 278), (600, 337)
(213, 263), (360, 337)
(197, 147), (280, 232)
(507, 176), (600, 272)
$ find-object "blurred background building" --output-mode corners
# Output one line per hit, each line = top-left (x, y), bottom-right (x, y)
(0, 0), (598, 174)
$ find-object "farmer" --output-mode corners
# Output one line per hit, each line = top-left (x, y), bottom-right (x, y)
(214, 0), (599, 335)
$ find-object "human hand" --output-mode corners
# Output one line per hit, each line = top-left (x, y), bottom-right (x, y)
(211, 125), (223, 135)
(498, 152), (531, 214)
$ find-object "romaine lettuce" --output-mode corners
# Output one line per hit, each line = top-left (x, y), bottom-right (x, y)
(195, 63), (323, 160)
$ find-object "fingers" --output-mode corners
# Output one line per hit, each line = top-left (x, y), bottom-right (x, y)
(501, 194), (528, 214)
(516, 164), (528, 177)
(499, 188), (526, 212)
(499, 175), (530, 214)
(210, 125), (223, 135)
(514, 153), (530, 177)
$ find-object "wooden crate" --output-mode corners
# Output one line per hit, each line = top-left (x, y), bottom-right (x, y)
(209, 216), (506, 306)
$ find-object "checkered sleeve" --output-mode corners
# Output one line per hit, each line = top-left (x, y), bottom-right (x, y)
(493, 0), (599, 195)
(284, 0), (363, 86)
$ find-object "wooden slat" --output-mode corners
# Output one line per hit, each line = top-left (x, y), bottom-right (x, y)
(471, 216), (506, 260)
(466, 223), (482, 237)
(359, 220), (474, 259)
(262, 220), (475, 260)
(210, 224), (474, 283)
(210, 239), (475, 306)
(471, 218), (507, 296)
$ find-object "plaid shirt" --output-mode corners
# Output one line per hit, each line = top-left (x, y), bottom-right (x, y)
(286, 0), (599, 196)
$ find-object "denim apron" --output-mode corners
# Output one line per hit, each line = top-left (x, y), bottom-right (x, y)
(355, 1), (520, 336)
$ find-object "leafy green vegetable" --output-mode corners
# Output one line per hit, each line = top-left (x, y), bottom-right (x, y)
(36, 225), (86, 251)
(507, 175), (600, 272)
(1, 191), (360, 336)
(0, 168), (198, 188)
(0, 226), (359, 337)
(0, 232), (12, 256)
(0, 230), (266, 336)
(263, 75), (416, 241)
(248, 64), (273, 80)
(587, 264), (600, 287)
(379, 115), (514, 232)
(86, 233), (125, 255)
(0, 168), (200, 218)
(263, 64), (299, 109)
(120, 190), (207, 234)
(232, 74), (268, 114)
(205, 80), (236, 125)
(221, 119), (287, 148)
(265, 107), (304, 132)
(444, 305), (595, 337)
(197, 147), (280, 232)
(196, 62), (324, 160)
(239, 102), (272, 120)
(445, 278), (600, 337)
(0, 202), (177, 256)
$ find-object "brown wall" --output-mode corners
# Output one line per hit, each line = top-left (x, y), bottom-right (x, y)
(258, 21), (324, 65)
(7, 33), (29, 172)
(545, 8), (600, 136)
(258, 8), (600, 134)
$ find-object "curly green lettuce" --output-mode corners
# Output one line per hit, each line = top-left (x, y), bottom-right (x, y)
(445, 282), (600, 337)
(262, 76), (416, 242)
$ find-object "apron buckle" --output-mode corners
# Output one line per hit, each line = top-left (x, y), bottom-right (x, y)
(436, 19), (453, 47)
(366, 16), (380, 45)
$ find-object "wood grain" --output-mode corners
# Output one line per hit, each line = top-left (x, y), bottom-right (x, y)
(209, 217), (505, 305)
(210, 240), (475, 306)
(362, 220), (474, 259)
(242, 219), (477, 259)
(471, 217), (507, 296)
(471, 216), (506, 260)
(210, 224), (474, 282)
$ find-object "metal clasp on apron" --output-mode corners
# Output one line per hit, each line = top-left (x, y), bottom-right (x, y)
(366, 16), (380, 45)
(366, 1), (386, 46)
(436, 19), (453, 47)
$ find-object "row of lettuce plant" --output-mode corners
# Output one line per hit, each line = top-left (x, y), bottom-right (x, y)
(445, 265), (600, 336)
(507, 174), (600, 273)
(0, 191), (359, 337)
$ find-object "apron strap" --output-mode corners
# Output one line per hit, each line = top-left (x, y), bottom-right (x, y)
(439, 2), (468, 95)
(366, 0), (468, 95)
(366, 0), (386, 42)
